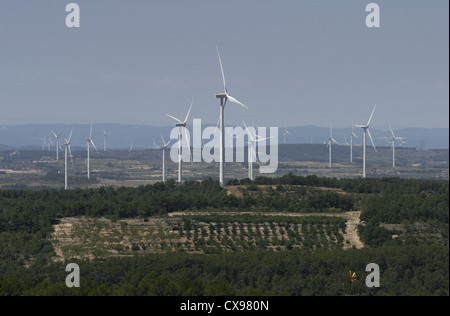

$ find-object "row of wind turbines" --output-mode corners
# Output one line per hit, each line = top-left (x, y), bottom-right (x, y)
(44, 123), (113, 190)
(321, 104), (406, 177)
(43, 48), (406, 190)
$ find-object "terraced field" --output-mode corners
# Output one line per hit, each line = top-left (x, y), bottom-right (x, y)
(50, 212), (362, 261)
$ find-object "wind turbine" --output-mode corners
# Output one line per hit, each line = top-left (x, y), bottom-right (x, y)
(167, 99), (193, 184)
(215, 47), (248, 186)
(63, 128), (74, 190)
(328, 123), (339, 169)
(51, 130), (62, 161)
(154, 135), (171, 183)
(86, 121), (99, 179)
(387, 126), (406, 168)
(349, 123), (358, 163)
(355, 105), (377, 178)
(283, 125), (290, 145)
(47, 135), (53, 151)
(243, 122), (271, 181)
(41, 137), (47, 151)
(103, 130), (112, 152)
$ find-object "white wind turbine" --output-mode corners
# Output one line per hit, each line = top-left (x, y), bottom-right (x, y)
(243, 121), (270, 181)
(51, 130), (62, 161)
(40, 137), (47, 151)
(349, 123), (358, 163)
(103, 130), (112, 152)
(328, 123), (339, 169)
(47, 135), (53, 151)
(154, 135), (171, 183)
(63, 128), (74, 190)
(355, 105), (377, 178)
(215, 47), (248, 186)
(86, 121), (99, 179)
(386, 126), (406, 168)
(283, 125), (290, 145)
(167, 99), (193, 184)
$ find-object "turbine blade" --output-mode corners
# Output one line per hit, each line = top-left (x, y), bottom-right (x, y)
(227, 95), (248, 109)
(90, 120), (93, 139)
(367, 104), (377, 126)
(68, 145), (74, 167)
(184, 98), (194, 123)
(183, 127), (192, 162)
(367, 128), (377, 152)
(242, 121), (255, 141)
(68, 127), (74, 143)
(216, 47), (227, 93)
(91, 139), (99, 153)
(215, 111), (222, 131)
(166, 114), (183, 124)
(256, 136), (272, 142)
(389, 126), (395, 138)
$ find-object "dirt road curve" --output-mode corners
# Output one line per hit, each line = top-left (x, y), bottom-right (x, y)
(169, 211), (364, 250)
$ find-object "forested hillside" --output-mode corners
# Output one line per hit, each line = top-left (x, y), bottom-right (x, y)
(0, 175), (448, 296)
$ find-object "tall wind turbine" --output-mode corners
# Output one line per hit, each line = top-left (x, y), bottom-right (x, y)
(349, 123), (358, 163)
(215, 47), (248, 186)
(155, 135), (171, 183)
(355, 105), (377, 178)
(51, 130), (62, 161)
(387, 126), (406, 168)
(328, 123), (339, 169)
(63, 128), (74, 190)
(167, 99), (193, 184)
(103, 130), (112, 152)
(243, 122), (271, 181)
(86, 121), (99, 179)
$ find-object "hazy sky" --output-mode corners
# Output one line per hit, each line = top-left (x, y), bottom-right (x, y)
(0, 0), (448, 129)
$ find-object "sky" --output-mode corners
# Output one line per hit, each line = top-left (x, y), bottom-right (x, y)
(0, 0), (448, 130)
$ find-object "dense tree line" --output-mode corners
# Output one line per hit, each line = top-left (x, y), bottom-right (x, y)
(0, 246), (447, 296)
(230, 173), (448, 195)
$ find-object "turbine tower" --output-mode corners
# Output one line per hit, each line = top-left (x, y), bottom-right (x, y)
(349, 123), (358, 163)
(167, 99), (193, 184)
(355, 105), (377, 178)
(215, 47), (248, 186)
(328, 123), (339, 169)
(155, 135), (171, 183)
(387, 126), (406, 168)
(63, 128), (74, 190)
(103, 130), (112, 152)
(51, 130), (62, 161)
(243, 122), (270, 181)
(86, 121), (99, 179)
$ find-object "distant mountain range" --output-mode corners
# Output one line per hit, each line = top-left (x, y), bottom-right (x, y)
(0, 124), (448, 150)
